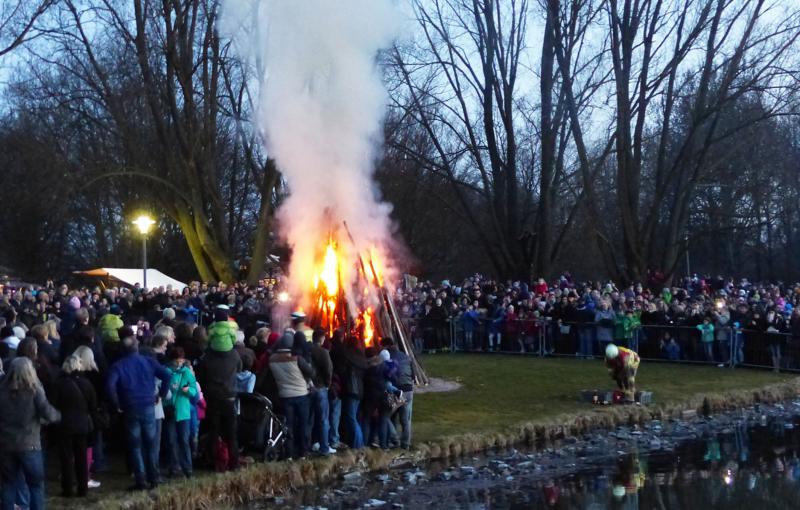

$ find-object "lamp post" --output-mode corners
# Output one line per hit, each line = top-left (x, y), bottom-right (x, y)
(132, 215), (156, 289)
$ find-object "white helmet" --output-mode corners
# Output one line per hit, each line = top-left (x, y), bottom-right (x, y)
(605, 343), (619, 359)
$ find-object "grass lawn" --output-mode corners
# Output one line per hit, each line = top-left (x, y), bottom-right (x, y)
(412, 354), (794, 443)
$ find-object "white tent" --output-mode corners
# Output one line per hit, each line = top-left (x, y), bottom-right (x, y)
(74, 268), (188, 290)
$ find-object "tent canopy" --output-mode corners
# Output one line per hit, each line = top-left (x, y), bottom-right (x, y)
(74, 268), (187, 290)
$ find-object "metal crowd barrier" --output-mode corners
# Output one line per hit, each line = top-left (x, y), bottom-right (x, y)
(400, 315), (800, 373)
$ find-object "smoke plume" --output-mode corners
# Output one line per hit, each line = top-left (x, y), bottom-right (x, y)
(222, 0), (400, 305)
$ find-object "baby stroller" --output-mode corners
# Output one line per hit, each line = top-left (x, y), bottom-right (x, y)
(238, 392), (288, 461)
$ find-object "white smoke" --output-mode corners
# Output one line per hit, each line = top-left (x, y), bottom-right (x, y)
(221, 0), (400, 306)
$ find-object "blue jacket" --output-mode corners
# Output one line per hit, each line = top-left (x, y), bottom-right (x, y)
(106, 351), (171, 413)
(461, 310), (480, 332)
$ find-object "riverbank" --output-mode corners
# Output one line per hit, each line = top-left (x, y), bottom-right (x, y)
(274, 400), (800, 508)
(68, 355), (799, 509)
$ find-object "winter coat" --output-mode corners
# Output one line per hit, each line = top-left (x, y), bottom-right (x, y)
(696, 323), (715, 343)
(663, 340), (680, 360)
(342, 347), (377, 400)
(389, 349), (414, 392)
(269, 350), (312, 399)
(309, 344), (333, 389)
(714, 313), (731, 341)
(504, 311), (520, 335)
(60, 308), (77, 338)
(196, 349), (242, 402)
(106, 352), (171, 413)
(363, 362), (389, 404)
(0, 378), (60, 451)
(235, 371), (256, 394)
(165, 363), (198, 422)
(614, 313), (640, 341)
(98, 313), (124, 343)
(207, 320), (238, 352)
(460, 310), (480, 333)
(50, 372), (97, 435)
(594, 310), (616, 342)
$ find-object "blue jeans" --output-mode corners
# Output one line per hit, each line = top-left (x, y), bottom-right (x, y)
(732, 331), (744, 365)
(396, 391), (413, 448)
(0, 450), (44, 510)
(329, 397), (342, 446)
(578, 328), (593, 356)
(343, 397), (364, 449)
(363, 410), (391, 449)
(282, 395), (311, 459)
(719, 339), (731, 364)
(703, 342), (714, 362)
(124, 407), (159, 486)
(92, 429), (107, 472)
(165, 419), (192, 476)
(311, 389), (331, 453)
(154, 417), (162, 473)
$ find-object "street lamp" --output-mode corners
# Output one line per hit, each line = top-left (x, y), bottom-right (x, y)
(132, 215), (156, 289)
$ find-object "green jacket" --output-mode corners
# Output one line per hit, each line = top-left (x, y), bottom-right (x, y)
(208, 320), (238, 352)
(614, 313), (641, 341)
(98, 313), (124, 343)
(165, 364), (197, 422)
(696, 323), (715, 343)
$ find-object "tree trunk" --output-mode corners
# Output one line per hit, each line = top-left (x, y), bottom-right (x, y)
(246, 159), (280, 284)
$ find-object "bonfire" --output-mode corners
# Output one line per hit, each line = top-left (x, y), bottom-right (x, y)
(297, 221), (428, 385)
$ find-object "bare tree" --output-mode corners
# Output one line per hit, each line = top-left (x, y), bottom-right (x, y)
(0, 0), (53, 59)
(550, 0), (800, 282)
(24, 0), (280, 282)
(390, 0), (530, 279)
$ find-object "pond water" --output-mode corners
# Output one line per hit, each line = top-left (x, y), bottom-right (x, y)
(248, 402), (800, 509)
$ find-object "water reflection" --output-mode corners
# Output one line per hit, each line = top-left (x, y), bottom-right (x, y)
(514, 416), (800, 509)
(264, 415), (800, 509)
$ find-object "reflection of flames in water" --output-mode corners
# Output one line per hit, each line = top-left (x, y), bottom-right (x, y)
(308, 236), (381, 348)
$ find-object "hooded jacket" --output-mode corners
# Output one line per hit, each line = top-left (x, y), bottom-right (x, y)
(98, 313), (124, 343)
(165, 363), (197, 422)
(208, 320), (239, 352)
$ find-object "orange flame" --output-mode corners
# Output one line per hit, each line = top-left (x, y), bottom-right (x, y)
(361, 307), (375, 347)
(314, 240), (339, 297)
(312, 239), (341, 334)
(369, 247), (384, 287)
(305, 236), (383, 348)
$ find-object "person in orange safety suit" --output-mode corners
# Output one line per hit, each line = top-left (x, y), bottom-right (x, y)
(605, 343), (640, 402)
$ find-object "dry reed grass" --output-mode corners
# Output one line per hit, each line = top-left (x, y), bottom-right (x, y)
(101, 377), (800, 510)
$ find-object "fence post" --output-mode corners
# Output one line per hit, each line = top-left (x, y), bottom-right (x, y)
(538, 320), (544, 357)
(729, 328), (735, 369)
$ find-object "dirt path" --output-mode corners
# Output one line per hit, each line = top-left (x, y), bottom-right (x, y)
(415, 377), (462, 394)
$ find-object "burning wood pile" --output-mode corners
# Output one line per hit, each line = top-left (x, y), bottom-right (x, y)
(297, 221), (428, 386)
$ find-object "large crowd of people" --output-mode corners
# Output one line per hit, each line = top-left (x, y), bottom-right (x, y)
(394, 273), (800, 371)
(0, 280), (415, 507)
(0, 271), (797, 507)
